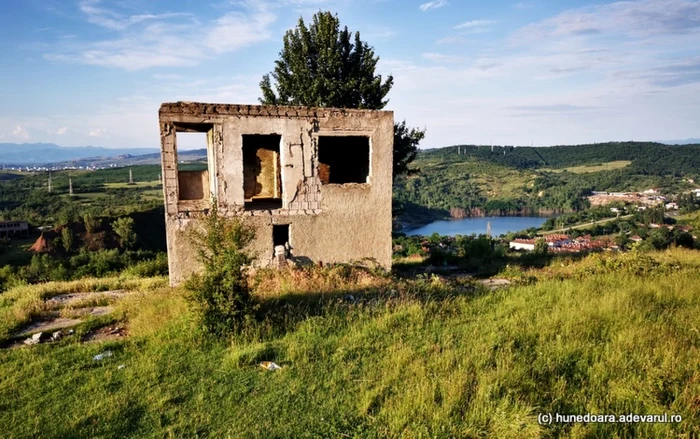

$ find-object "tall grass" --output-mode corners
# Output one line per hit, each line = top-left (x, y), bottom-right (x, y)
(0, 250), (699, 437)
(0, 276), (167, 343)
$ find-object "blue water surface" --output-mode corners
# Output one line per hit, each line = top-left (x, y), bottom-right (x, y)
(404, 216), (549, 237)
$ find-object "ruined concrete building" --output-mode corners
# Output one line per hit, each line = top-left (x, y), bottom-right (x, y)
(159, 102), (394, 285)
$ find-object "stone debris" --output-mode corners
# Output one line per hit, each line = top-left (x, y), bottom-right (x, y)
(18, 318), (82, 337)
(51, 331), (63, 342)
(260, 361), (282, 371)
(274, 245), (288, 269)
(23, 332), (44, 346)
(479, 278), (512, 291)
(93, 350), (113, 361)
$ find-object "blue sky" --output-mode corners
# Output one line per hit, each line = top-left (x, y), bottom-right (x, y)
(1, 0), (699, 150)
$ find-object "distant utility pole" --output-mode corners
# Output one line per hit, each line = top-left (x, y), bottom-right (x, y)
(68, 177), (74, 196)
(128, 168), (135, 185)
(48, 173), (52, 193)
(457, 146), (461, 155)
(486, 221), (492, 237)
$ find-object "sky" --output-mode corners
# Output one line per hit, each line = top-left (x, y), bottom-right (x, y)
(1, 0), (699, 150)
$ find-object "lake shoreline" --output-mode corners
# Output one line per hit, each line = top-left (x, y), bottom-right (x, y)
(400, 215), (552, 237)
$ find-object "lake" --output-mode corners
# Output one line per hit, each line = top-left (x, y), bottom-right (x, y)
(403, 216), (549, 237)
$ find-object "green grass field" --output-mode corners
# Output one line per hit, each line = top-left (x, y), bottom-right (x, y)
(542, 161), (632, 174)
(1, 249), (699, 438)
(0, 235), (36, 266)
(103, 180), (162, 189)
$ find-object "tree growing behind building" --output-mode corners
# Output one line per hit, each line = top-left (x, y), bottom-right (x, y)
(259, 11), (425, 177)
(185, 204), (257, 335)
(112, 217), (137, 249)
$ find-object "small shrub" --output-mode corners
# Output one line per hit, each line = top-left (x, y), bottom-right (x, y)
(83, 213), (101, 234)
(185, 204), (257, 336)
(61, 227), (74, 252)
(112, 217), (137, 249)
(122, 253), (169, 278)
(534, 238), (549, 256)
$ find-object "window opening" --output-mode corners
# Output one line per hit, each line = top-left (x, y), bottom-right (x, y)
(273, 224), (290, 247)
(243, 134), (282, 209)
(317, 136), (370, 184)
(175, 123), (216, 201)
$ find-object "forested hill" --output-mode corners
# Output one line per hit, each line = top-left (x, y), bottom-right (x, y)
(421, 142), (700, 176)
(393, 142), (700, 225)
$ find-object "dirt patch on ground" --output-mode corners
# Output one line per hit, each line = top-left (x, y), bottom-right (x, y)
(45, 290), (128, 307)
(83, 325), (127, 343)
(478, 278), (511, 290)
(70, 306), (115, 317)
(18, 318), (83, 337)
(9, 290), (132, 348)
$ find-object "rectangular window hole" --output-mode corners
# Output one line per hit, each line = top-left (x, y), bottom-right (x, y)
(175, 125), (216, 201)
(318, 136), (370, 184)
(273, 224), (289, 247)
(243, 134), (282, 209)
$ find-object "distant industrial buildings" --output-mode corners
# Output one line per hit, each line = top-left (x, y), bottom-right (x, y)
(0, 221), (29, 238)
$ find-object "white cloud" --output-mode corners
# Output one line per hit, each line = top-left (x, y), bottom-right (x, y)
(454, 19), (494, 33)
(11, 125), (29, 140)
(152, 74), (182, 81)
(514, 2), (534, 9)
(56, 127), (69, 135)
(436, 36), (466, 44)
(422, 52), (465, 63)
(419, 1), (448, 12)
(89, 128), (107, 137)
(205, 9), (276, 53)
(515, 0), (700, 42)
(78, 0), (193, 31)
(454, 19), (493, 29)
(46, 1), (276, 70)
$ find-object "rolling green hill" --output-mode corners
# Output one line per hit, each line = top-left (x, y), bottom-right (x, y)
(394, 142), (700, 224)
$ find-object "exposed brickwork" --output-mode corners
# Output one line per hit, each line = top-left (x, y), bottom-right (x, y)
(159, 102), (393, 285)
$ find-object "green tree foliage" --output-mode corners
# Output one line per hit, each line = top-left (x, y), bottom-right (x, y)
(423, 142), (700, 176)
(641, 206), (665, 225)
(534, 238), (549, 256)
(61, 227), (74, 253)
(259, 11), (424, 177)
(83, 213), (100, 234)
(393, 120), (425, 176)
(112, 217), (137, 249)
(674, 232), (695, 249)
(185, 204), (257, 335)
(678, 193), (699, 213)
(56, 205), (78, 226)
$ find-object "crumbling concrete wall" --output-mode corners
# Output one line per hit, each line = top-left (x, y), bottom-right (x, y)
(159, 102), (394, 286)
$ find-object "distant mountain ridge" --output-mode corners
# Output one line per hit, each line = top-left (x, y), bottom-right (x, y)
(0, 143), (159, 164)
(659, 138), (700, 145)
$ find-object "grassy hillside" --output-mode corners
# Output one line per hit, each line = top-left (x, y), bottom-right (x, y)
(394, 142), (700, 221)
(1, 249), (699, 438)
(541, 160), (632, 174)
(422, 142), (700, 175)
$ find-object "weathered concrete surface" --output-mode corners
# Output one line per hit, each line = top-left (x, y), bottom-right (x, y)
(18, 318), (82, 337)
(159, 103), (394, 286)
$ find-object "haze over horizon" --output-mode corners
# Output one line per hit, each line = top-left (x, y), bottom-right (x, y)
(2, 0), (699, 150)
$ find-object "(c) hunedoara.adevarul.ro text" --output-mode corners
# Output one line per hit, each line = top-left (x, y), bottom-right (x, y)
(537, 413), (682, 425)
